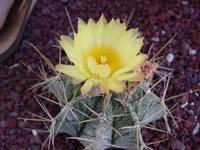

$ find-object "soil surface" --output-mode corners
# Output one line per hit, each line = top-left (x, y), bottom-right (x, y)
(0, 0), (200, 150)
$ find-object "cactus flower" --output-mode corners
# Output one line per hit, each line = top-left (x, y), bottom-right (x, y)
(56, 15), (147, 94)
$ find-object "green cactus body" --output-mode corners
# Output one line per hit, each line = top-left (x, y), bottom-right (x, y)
(45, 76), (167, 150)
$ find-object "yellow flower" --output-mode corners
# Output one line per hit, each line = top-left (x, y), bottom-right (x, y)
(56, 15), (147, 94)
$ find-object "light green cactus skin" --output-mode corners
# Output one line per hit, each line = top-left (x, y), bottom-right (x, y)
(47, 76), (166, 150)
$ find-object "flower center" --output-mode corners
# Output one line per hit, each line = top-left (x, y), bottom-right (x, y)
(88, 46), (121, 75)
(100, 55), (107, 64)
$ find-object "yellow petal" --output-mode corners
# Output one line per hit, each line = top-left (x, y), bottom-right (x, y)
(100, 81), (109, 94)
(81, 79), (93, 94)
(78, 18), (86, 32)
(131, 28), (139, 38)
(96, 15), (107, 47)
(97, 14), (107, 25)
(60, 35), (75, 62)
(115, 18), (120, 25)
(113, 54), (147, 77)
(103, 19), (122, 48)
(87, 56), (111, 79)
(87, 56), (98, 75)
(56, 64), (88, 80)
(98, 64), (111, 79)
(86, 19), (96, 47)
(107, 79), (125, 93)
(114, 72), (141, 81)
(118, 37), (143, 65)
(123, 38), (144, 60)
(74, 19), (96, 58)
(112, 25), (135, 54)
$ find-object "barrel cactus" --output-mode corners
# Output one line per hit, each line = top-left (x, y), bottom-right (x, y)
(29, 15), (173, 150)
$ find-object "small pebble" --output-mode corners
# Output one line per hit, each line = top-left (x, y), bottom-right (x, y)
(9, 112), (18, 117)
(171, 140), (185, 149)
(48, 39), (54, 45)
(181, 102), (188, 108)
(161, 30), (166, 34)
(181, 1), (189, 5)
(192, 123), (200, 135)
(0, 120), (6, 128)
(176, 66), (184, 72)
(191, 77), (197, 84)
(68, 32), (74, 38)
(195, 92), (199, 96)
(190, 102), (194, 106)
(184, 108), (194, 115)
(30, 135), (42, 144)
(32, 129), (38, 136)
(167, 53), (174, 63)
(9, 63), (20, 69)
(19, 121), (26, 128)
(42, 7), (50, 15)
(31, 145), (41, 150)
(181, 43), (190, 50)
(151, 37), (160, 42)
(6, 118), (16, 128)
(189, 49), (197, 56)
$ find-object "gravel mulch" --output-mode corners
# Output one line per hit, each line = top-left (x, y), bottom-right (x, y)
(0, 0), (200, 150)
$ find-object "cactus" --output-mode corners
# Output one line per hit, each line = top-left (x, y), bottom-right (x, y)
(25, 15), (179, 150)
(35, 68), (171, 150)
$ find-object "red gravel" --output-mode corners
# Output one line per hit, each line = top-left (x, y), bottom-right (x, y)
(0, 0), (200, 150)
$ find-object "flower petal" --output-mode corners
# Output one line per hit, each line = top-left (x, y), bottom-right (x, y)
(100, 81), (109, 94)
(114, 72), (143, 81)
(103, 19), (126, 49)
(78, 18), (86, 32)
(97, 14), (107, 25)
(121, 38), (144, 62)
(60, 35), (75, 62)
(56, 64), (88, 80)
(113, 54), (147, 77)
(74, 19), (96, 58)
(87, 56), (111, 79)
(107, 79), (125, 93)
(87, 56), (98, 75)
(96, 15), (107, 47)
(81, 79), (93, 94)
(98, 64), (111, 79)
